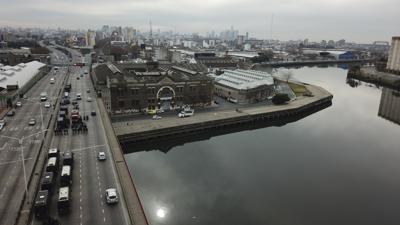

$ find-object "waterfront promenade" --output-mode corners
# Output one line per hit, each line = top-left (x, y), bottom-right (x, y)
(113, 84), (333, 143)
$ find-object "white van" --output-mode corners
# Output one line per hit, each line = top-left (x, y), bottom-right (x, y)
(40, 92), (47, 101)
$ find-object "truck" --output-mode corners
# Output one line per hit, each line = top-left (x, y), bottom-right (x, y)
(70, 110), (87, 133)
(64, 84), (71, 92)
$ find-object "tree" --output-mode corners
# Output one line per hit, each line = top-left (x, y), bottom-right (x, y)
(280, 70), (293, 82)
(272, 93), (290, 105)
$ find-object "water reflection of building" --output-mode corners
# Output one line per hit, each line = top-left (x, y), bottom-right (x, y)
(378, 88), (400, 125)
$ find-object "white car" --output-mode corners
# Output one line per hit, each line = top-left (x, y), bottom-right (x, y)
(16, 101), (22, 107)
(0, 120), (5, 131)
(98, 152), (106, 161)
(105, 188), (119, 204)
(87, 97), (92, 102)
(28, 118), (36, 126)
(178, 109), (194, 118)
(152, 115), (162, 120)
(44, 102), (51, 108)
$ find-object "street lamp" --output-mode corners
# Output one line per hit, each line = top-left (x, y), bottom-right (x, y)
(0, 129), (48, 203)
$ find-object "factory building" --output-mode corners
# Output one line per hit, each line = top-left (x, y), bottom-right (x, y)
(213, 69), (275, 104)
(387, 36), (400, 75)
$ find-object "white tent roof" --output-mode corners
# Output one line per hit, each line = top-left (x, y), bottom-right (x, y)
(215, 69), (274, 90)
(0, 61), (46, 89)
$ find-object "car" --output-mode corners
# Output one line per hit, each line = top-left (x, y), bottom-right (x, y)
(91, 111), (96, 116)
(76, 77), (80, 80)
(44, 102), (51, 108)
(87, 97), (92, 102)
(98, 152), (106, 161)
(50, 78), (55, 84)
(28, 118), (36, 126)
(72, 100), (78, 105)
(105, 188), (119, 204)
(86, 89), (90, 93)
(76, 94), (82, 100)
(0, 120), (6, 131)
(178, 109), (194, 118)
(6, 110), (15, 117)
(16, 101), (22, 107)
(152, 115), (162, 120)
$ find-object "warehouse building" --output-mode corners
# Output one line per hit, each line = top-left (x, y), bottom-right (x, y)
(0, 61), (48, 107)
(92, 62), (214, 114)
(213, 69), (275, 104)
(387, 36), (400, 75)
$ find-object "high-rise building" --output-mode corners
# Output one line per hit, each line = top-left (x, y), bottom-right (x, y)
(387, 36), (400, 74)
(86, 30), (96, 47)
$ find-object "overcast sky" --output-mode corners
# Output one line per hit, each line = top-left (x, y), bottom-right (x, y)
(0, 0), (398, 43)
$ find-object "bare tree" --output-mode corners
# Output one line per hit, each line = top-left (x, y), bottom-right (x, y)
(280, 70), (293, 82)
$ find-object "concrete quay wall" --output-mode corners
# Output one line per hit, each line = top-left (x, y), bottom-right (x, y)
(115, 84), (333, 144)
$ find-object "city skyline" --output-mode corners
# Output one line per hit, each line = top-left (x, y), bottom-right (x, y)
(0, 0), (399, 43)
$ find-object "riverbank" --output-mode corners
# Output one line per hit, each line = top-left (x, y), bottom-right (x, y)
(113, 84), (333, 144)
(348, 66), (400, 89)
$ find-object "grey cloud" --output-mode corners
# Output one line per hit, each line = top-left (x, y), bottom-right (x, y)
(0, 0), (399, 42)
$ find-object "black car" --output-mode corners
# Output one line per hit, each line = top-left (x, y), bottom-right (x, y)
(91, 111), (96, 116)
(6, 110), (15, 117)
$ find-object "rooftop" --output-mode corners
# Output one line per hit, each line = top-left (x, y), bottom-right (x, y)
(214, 69), (274, 90)
(0, 61), (46, 89)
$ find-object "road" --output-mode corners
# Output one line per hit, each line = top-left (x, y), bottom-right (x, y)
(32, 47), (129, 225)
(0, 50), (68, 225)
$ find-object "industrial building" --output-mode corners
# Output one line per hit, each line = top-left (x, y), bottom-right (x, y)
(92, 62), (214, 114)
(213, 69), (275, 104)
(378, 87), (400, 125)
(302, 49), (356, 60)
(387, 36), (400, 74)
(0, 61), (48, 107)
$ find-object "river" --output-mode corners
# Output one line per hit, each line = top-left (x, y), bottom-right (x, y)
(124, 66), (400, 225)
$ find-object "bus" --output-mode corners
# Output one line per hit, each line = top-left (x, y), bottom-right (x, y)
(48, 148), (59, 160)
(45, 157), (58, 173)
(40, 172), (54, 192)
(60, 165), (71, 186)
(34, 190), (49, 219)
(58, 187), (71, 214)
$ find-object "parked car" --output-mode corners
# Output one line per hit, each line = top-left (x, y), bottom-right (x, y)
(0, 120), (6, 131)
(16, 101), (22, 107)
(152, 115), (162, 120)
(87, 97), (92, 102)
(29, 118), (36, 126)
(105, 188), (119, 204)
(91, 111), (96, 116)
(44, 102), (51, 108)
(98, 152), (106, 161)
(6, 110), (15, 117)
(178, 109), (194, 118)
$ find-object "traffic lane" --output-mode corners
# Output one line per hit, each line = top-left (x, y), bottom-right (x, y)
(0, 67), (66, 221)
(80, 72), (128, 225)
(0, 126), (45, 225)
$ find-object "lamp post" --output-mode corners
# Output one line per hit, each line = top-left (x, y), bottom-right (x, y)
(0, 129), (48, 203)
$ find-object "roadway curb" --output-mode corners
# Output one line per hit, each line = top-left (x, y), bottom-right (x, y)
(97, 98), (149, 225)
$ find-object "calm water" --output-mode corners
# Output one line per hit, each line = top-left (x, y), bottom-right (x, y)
(124, 66), (400, 225)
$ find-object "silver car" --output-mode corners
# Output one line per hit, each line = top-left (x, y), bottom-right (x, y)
(105, 188), (119, 204)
